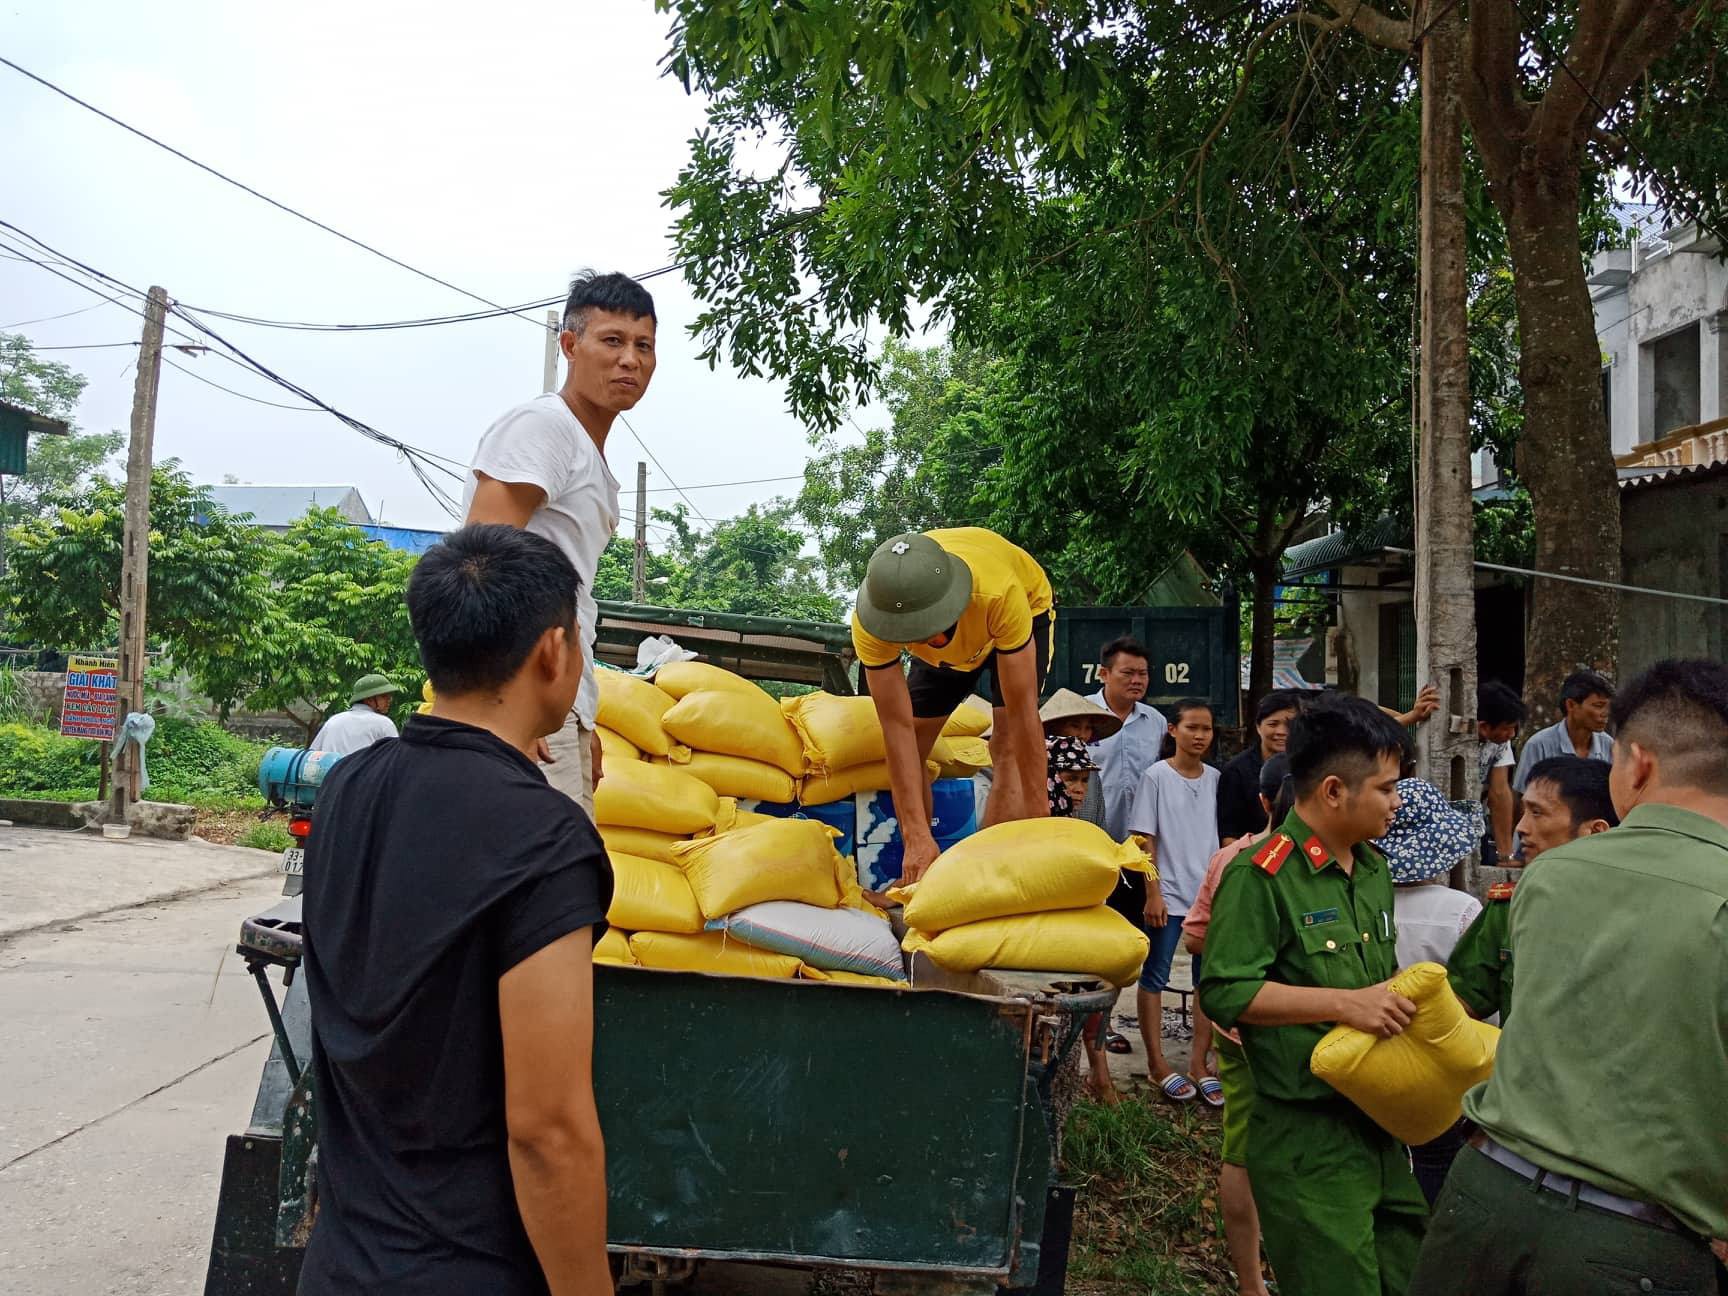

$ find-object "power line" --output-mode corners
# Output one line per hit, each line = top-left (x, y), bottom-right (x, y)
(617, 412), (710, 528)
(0, 53), (546, 328)
(160, 355), (323, 412)
(642, 473), (806, 493)
(0, 296), (126, 329)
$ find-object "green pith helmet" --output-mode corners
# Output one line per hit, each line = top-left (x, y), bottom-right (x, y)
(350, 674), (400, 705)
(855, 532), (974, 644)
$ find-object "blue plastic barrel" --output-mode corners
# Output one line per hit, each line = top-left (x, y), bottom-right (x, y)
(798, 798), (857, 859)
(257, 747), (345, 809)
(851, 778), (978, 892)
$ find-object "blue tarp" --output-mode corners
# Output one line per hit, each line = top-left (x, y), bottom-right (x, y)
(358, 525), (446, 554)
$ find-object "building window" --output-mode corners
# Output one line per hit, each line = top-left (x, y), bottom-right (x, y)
(1649, 322), (1702, 438)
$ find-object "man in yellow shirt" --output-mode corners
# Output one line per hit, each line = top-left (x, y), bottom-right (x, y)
(852, 528), (1055, 882)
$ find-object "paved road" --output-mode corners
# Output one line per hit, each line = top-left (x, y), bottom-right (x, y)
(0, 825), (283, 1296)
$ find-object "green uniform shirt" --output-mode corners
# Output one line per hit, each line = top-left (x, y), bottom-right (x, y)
(1199, 808), (1400, 1104)
(1464, 804), (1728, 1237)
(1447, 889), (1513, 1022)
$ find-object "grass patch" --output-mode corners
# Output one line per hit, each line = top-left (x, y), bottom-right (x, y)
(236, 820), (294, 853)
(1064, 1094), (1236, 1296)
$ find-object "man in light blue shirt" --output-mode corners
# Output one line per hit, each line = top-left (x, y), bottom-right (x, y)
(1512, 669), (1615, 794)
(1086, 635), (1169, 840)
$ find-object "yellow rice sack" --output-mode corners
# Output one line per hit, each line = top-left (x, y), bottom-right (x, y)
(1310, 962), (1501, 1145)
(782, 692), (886, 775)
(654, 660), (766, 700)
(932, 735), (992, 777)
(711, 806), (781, 835)
(799, 759), (937, 805)
(903, 906), (1150, 987)
(596, 726), (641, 766)
(600, 826), (685, 865)
(802, 968), (903, 988)
(596, 672), (687, 759)
(593, 760), (720, 835)
(673, 752), (798, 804)
(605, 852), (705, 934)
(670, 817), (844, 918)
(942, 698), (992, 737)
(895, 818), (1150, 933)
(594, 928), (634, 965)
(628, 930), (804, 979)
(662, 688), (805, 776)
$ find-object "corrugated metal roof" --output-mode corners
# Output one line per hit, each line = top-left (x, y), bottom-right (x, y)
(204, 484), (374, 527)
(1281, 516), (1407, 578)
(1617, 460), (1728, 493)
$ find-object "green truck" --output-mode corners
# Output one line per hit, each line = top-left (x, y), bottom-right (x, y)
(204, 601), (1234, 1294)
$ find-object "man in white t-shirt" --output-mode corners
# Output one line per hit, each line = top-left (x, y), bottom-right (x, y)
(463, 271), (657, 817)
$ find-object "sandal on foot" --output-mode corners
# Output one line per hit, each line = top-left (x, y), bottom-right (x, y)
(1157, 1072), (1198, 1102)
(1104, 1030), (1133, 1055)
(1197, 1076), (1225, 1107)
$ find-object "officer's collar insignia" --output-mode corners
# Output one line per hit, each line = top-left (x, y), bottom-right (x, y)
(1252, 833), (1294, 875)
(1302, 835), (1331, 869)
(1486, 881), (1517, 902)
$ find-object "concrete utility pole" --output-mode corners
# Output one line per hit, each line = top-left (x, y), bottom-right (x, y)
(632, 461), (648, 602)
(1414, 4), (1479, 860)
(111, 285), (168, 823)
(542, 310), (560, 393)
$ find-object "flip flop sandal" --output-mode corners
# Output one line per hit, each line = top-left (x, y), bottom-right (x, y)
(1157, 1072), (1199, 1102)
(1197, 1076), (1225, 1108)
(1104, 1030), (1133, 1055)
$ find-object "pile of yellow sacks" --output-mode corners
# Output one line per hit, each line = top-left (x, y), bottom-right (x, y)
(783, 691), (993, 804)
(892, 818), (1153, 987)
(589, 705), (905, 983)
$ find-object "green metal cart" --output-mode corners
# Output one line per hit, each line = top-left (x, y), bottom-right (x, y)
(204, 898), (1111, 1294)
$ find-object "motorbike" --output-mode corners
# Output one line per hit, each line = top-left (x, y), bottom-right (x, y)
(255, 748), (345, 897)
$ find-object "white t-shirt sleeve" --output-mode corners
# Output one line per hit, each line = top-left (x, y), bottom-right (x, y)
(470, 402), (575, 501)
(1456, 894), (1484, 942)
(1126, 764), (1162, 839)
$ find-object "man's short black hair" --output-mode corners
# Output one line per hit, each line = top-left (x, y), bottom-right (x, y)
(1286, 694), (1410, 798)
(1609, 658), (1728, 795)
(1560, 669), (1615, 709)
(562, 270), (656, 336)
(1478, 680), (1525, 727)
(1523, 756), (1620, 828)
(1100, 635), (1149, 669)
(1255, 688), (1303, 725)
(408, 525), (580, 695)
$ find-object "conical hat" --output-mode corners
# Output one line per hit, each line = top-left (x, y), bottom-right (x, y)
(1038, 688), (1122, 740)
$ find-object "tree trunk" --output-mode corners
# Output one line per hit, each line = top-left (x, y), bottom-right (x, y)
(1497, 179), (1621, 722)
(1248, 553), (1278, 713)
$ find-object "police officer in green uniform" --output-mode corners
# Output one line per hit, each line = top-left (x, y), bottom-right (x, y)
(1411, 661), (1728, 1294)
(1447, 755), (1617, 1023)
(1201, 697), (1429, 1296)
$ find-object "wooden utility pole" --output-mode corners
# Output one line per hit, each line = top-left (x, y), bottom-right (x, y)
(542, 310), (560, 393)
(111, 286), (168, 824)
(632, 461), (648, 602)
(1414, 6), (1478, 853)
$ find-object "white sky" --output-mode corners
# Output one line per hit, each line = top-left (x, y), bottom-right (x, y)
(0, 0), (834, 534)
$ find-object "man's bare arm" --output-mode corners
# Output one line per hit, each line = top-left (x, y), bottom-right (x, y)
(1237, 979), (1416, 1038)
(1486, 766), (1514, 857)
(994, 644), (1048, 821)
(501, 928), (612, 1295)
(466, 473), (547, 528)
(864, 664), (941, 881)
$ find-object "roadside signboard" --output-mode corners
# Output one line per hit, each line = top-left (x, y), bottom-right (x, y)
(60, 653), (119, 741)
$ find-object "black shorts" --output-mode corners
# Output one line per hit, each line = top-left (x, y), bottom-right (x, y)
(899, 611), (1053, 720)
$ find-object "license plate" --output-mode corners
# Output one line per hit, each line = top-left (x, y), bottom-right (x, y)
(280, 847), (305, 876)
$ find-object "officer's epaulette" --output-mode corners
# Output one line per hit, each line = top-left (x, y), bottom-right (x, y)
(1251, 833), (1295, 876)
(1486, 881), (1517, 902)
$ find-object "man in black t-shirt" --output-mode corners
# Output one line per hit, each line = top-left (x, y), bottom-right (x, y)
(301, 524), (614, 1296)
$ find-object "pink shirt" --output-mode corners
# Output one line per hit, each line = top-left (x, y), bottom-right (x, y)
(1184, 830), (1268, 1049)
(1182, 831), (1268, 949)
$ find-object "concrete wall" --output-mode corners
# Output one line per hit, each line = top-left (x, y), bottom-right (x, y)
(1595, 234), (1728, 455)
(1620, 475), (1728, 675)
